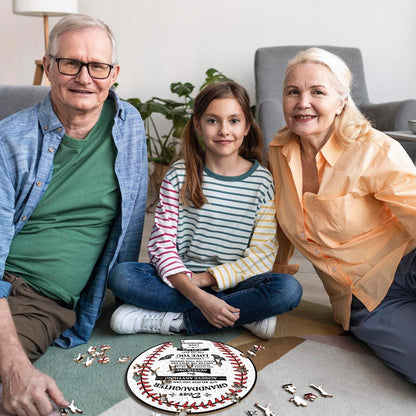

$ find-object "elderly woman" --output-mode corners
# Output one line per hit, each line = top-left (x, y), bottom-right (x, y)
(269, 47), (416, 383)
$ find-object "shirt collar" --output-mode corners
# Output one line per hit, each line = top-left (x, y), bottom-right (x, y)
(269, 129), (292, 148)
(270, 130), (344, 166)
(269, 130), (301, 164)
(109, 88), (125, 120)
(38, 93), (65, 136)
(319, 131), (344, 167)
(37, 88), (123, 136)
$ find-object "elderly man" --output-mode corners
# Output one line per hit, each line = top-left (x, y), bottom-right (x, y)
(0, 14), (147, 416)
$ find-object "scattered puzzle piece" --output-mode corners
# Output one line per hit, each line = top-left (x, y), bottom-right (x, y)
(310, 384), (334, 398)
(290, 395), (308, 407)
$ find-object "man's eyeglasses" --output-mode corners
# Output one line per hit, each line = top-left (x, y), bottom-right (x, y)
(49, 56), (114, 79)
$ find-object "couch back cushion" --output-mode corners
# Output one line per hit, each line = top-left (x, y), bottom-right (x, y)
(0, 85), (50, 121)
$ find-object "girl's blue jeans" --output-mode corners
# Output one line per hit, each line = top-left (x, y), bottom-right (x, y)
(108, 262), (302, 335)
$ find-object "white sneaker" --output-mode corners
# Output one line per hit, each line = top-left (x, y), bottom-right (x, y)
(243, 316), (276, 339)
(110, 304), (183, 335)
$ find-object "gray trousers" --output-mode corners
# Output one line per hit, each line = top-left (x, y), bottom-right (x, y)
(350, 248), (416, 383)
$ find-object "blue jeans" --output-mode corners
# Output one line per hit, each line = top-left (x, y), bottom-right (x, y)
(350, 248), (416, 383)
(108, 262), (302, 335)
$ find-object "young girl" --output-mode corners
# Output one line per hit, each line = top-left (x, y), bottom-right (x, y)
(108, 81), (302, 339)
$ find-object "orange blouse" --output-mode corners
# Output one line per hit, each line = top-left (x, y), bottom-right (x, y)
(269, 128), (416, 329)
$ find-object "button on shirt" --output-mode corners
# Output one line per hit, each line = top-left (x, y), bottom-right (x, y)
(0, 90), (148, 347)
(268, 129), (416, 329)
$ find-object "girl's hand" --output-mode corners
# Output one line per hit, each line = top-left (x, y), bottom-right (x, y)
(191, 271), (216, 288)
(168, 272), (239, 328)
(194, 292), (240, 329)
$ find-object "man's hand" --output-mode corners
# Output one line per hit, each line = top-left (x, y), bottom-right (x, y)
(2, 362), (69, 416)
(0, 298), (68, 416)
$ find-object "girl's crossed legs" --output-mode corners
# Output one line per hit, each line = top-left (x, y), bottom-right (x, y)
(108, 262), (302, 336)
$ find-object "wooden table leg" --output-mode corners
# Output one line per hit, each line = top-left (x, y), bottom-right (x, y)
(33, 60), (44, 85)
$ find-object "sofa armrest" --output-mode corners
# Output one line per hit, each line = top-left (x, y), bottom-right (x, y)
(360, 100), (416, 131)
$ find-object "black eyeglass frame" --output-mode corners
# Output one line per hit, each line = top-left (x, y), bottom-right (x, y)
(49, 55), (114, 80)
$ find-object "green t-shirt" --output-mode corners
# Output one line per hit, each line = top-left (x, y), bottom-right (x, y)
(6, 100), (120, 308)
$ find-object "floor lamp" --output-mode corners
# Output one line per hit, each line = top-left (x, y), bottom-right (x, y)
(12, 0), (78, 85)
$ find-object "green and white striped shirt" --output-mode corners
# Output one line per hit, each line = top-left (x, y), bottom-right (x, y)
(148, 159), (279, 291)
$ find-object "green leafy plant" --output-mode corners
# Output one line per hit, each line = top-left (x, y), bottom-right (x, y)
(127, 68), (233, 166)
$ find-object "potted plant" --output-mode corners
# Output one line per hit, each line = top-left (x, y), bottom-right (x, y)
(127, 68), (233, 209)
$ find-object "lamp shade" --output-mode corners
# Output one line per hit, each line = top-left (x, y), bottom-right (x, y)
(13, 0), (78, 16)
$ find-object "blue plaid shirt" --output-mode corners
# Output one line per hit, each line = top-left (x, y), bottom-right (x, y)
(0, 89), (148, 347)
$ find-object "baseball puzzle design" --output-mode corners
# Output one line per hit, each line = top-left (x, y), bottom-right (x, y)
(126, 339), (257, 414)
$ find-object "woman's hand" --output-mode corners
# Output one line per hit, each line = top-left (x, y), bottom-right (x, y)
(273, 263), (300, 275)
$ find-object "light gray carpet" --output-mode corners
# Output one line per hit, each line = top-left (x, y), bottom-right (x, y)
(99, 340), (416, 416)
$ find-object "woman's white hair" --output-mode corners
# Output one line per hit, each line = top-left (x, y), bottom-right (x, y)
(46, 14), (118, 64)
(282, 47), (370, 146)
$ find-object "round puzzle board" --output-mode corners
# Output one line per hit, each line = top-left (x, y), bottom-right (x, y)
(126, 339), (257, 414)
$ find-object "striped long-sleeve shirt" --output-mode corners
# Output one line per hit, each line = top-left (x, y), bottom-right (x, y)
(148, 159), (279, 291)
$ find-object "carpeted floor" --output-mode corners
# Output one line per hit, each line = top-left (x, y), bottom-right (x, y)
(1, 214), (415, 415)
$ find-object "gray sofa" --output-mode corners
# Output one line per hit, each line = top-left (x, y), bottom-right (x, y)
(2, 70), (416, 162)
(0, 84), (50, 121)
(255, 46), (416, 161)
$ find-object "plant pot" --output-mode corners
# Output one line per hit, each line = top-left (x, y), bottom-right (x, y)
(146, 161), (170, 211)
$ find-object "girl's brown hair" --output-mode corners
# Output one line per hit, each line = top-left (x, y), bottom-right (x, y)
(179, 81), (264, 208)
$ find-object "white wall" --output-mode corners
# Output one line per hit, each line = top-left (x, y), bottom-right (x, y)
(1, 0), (416, 106)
